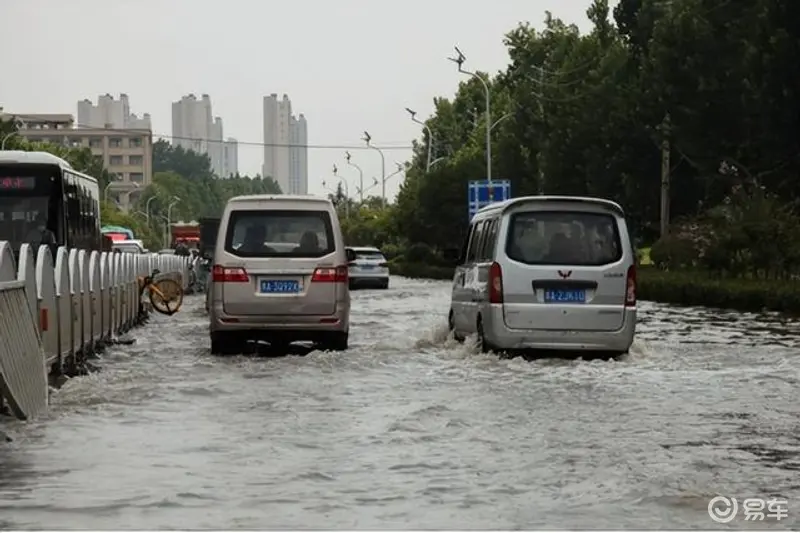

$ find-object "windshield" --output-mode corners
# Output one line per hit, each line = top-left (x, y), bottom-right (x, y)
(506, 211), (622, 266)
(0, 196), (53, 249)
(224, 210), (335, 258)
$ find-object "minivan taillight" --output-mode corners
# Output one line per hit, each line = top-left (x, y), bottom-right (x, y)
(625, 265), (636, 306)
(212, 265), (249, 283)
(311, 266), (348, 283)
(488, 261), (503, 304)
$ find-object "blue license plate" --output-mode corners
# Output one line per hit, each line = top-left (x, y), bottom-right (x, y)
(361, 265), (375, 270)
(544, 289), (586, 303)
(260, 279), (299, 294)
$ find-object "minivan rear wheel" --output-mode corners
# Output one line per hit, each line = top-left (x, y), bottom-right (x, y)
(321, 331), (348, 352)
(448, 311), (464, 343)
(476, 317), (494, 353)
(210, 332), (245, 355)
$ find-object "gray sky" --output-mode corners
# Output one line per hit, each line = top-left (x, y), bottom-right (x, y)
(0, 0), (602, 201)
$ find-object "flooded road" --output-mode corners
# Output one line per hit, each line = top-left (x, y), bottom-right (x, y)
(1, 276), (799, 529)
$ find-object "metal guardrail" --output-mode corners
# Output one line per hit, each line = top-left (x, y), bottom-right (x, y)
(0, 242), (191, 420)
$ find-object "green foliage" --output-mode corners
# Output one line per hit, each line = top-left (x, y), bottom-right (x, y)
(404, 243), (436, 263)
(649, 232), (700, 270)
(383, 0), (799, 289)
(380, 243), (402, 260)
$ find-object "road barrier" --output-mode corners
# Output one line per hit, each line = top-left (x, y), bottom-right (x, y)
(0, 242), (191, 421)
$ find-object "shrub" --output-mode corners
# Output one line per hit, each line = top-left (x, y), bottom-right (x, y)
(388, 260), (454, 280)
(649, 234), (699, 270)
(380, 243), (402, 260)
(404, 242), (436, 263)
(638, 267), (800, 314)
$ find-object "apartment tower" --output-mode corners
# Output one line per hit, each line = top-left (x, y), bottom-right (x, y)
(263, 93), (308, 194)
(171, 94), (238, 177)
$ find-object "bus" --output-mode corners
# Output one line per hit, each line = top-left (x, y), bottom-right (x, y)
(0, 150), (102, 256)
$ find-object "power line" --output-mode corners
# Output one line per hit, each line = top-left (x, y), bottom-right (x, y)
(154, 132), (413, 151)
(6, 116), (414, 151)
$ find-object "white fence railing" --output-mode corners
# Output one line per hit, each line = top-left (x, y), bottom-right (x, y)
(0, 241), (191, 421)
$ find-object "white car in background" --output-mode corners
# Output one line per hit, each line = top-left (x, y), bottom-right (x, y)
(347, 246), (390, 289)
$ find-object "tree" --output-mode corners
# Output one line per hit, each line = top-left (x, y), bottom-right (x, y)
(384, 0), (800, 272)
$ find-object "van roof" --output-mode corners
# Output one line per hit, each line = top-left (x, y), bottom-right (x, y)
(227, 194), (332, 205)
(474, 195), (624, 219)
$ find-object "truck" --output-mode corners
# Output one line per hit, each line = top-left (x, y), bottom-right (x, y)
(170, 221), (200, 250)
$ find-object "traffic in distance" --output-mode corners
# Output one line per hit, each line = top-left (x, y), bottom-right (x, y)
(0, 150), (636, 359)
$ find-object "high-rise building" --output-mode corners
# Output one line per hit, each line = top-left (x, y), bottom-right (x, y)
(171, 94), (237, 177)
(77, 93), (151, 130)
(208, 116), (223, 177)
(263, 93), (307, 194)
(289, 114), (308, 194)
(223, 138), (239, 177)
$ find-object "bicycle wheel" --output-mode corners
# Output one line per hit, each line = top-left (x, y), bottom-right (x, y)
(149, 278), (184, 315)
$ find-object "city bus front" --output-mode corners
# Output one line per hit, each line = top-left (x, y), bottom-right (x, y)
(0, 163), (64, 260)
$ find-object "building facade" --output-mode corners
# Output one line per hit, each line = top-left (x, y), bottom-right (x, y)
(77, 93), (151, 130)
(11, 113), (153, 211)
(171, 94), (237, 178)
(263, 93), (307, 194)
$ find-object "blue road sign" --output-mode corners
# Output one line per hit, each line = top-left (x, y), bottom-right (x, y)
(468, 180), (511, 221)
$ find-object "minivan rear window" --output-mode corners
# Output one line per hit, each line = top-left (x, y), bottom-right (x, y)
(224, 209), (335, 258)
(505, 211), (622, 266)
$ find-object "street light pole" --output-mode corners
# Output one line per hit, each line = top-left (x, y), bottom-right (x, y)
(362, 131), (387, 207)
(491, 112), (513, 133)
(358, 178), (380, 198)
(103, 181), (115, 203)
(166, 196), (180, 247)
(405, 108), (433, 172)
(145, 195), (157, 223)
(332, 164), (350, 218)
(345, 150), (364, 203)
(1, 131), (18, 150)
(449, 46), (492, 197)
(1, 115), (28, 150)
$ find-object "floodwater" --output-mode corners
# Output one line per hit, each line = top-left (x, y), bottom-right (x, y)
(1, 276), (799, 529)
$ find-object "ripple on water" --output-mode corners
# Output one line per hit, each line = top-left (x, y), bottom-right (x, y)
(2, 277), (800, 529)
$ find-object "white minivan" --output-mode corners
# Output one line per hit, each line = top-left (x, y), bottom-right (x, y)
(208, 195), (355, 355)
(447, 196), (636, 357)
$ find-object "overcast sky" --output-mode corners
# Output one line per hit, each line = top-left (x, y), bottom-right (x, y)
(0, 0), (605, 201)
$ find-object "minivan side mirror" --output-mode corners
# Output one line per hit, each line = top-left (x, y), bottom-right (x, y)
(345, 248), (356, 262)
(441, 247), (460, 263)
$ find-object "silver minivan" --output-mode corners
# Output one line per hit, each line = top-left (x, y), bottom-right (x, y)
(208, 195), (355, 354)
(448, 196), (636, 356)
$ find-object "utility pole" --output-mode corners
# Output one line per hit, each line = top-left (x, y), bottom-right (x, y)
(659, 113), (671, 237)
(406, 108), (433, 172)
(448, 46), (492, 198)
(537, 65), (546, 194)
